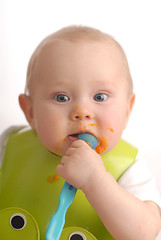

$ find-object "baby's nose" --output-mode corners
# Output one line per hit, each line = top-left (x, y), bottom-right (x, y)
(71, 106), (93, 121)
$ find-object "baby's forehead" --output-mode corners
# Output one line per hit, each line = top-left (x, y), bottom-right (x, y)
(36, 37), (124, 65)
(26, 29), (132, 95)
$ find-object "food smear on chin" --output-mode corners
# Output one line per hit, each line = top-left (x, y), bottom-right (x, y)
(95, 137), (108, 154)
(55, 138), (66, 150)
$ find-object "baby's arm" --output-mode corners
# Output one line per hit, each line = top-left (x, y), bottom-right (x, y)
(56, 140), (161, 240)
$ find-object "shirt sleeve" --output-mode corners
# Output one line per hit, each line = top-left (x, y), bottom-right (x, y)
(118, 152), (161, 207)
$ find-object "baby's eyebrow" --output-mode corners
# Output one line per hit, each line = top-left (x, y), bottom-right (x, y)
(44, 79), (71, 88)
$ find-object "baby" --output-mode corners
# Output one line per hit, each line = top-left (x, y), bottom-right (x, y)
(1, 26), (161, 240)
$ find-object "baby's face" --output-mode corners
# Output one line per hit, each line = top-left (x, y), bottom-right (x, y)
(28, 40), (134, 156)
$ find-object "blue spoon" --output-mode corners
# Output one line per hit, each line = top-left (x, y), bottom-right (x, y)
(45, 133), (98, 240)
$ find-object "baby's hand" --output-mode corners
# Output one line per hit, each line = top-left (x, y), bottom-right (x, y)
(56, 140), (106, 191)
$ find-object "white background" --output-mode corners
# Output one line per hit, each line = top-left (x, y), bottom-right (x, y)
(0, 0), (161, 237)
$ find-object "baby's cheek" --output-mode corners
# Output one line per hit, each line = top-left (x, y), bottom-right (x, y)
(96, 123), (115, 154)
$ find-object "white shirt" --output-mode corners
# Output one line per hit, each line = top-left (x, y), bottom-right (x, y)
(118, 153), (161, 207)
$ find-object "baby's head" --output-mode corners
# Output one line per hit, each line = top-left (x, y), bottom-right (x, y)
(25, 26), (133, 96)
(19, 25), (135, 156)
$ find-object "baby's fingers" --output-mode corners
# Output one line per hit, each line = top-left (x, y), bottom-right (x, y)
(56, 163), (65, 178)
(71, 139), (88, 148)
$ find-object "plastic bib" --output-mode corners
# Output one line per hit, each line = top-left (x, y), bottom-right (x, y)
(0, 129), (138, 240)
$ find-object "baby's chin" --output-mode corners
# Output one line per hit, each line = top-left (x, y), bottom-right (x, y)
(48, 148), (65, 157)
(47, 145), (68, 157)
(39, 140), (68, 157)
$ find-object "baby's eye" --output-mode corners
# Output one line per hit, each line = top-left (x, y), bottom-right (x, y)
(94, 93), (108, 102)
(55, 94), (70, 102)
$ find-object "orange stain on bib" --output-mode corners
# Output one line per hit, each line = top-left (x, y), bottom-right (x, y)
(47, 174), (60, 183)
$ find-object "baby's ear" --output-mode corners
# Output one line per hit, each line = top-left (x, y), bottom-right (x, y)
(19, 94), (35, 129)
(128, 93), (135, 115)
(124, 93), (135, 129)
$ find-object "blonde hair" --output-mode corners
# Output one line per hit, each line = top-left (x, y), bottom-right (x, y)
(25, 25), (133, 95)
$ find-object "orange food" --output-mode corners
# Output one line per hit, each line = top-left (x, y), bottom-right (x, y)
(89, 123), (98, 127)
(47, 174), (59, 183)
(109, 128), (114, 132)
(80, 122), (83, 130)
(53, 174), (59, 181)
(55, 138), (66, 150)
(86, 141), (91, 147)
(95, 137), (108, 154)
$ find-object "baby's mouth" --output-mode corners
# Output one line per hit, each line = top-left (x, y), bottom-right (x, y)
(68, 132), (98, 142)
(68, 134), (79, 141)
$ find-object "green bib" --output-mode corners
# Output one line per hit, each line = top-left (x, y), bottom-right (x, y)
(0, 129), (138, 240)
